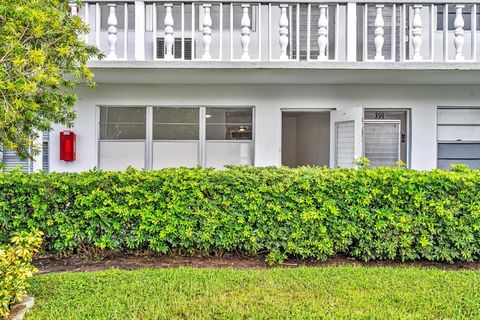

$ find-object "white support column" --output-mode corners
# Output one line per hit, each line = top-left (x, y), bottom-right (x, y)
(317, 5), (328, 61)
(32, 132), (44, 173)
(279, 4), (289, 60)
(107, 4), (118, 60)
(69, 2), (78, 16)
(454, 4), (465, 60)
(346, 2), (357, 62)
(412, 5), (423, 60)
(374, 4), (384, 61)
(164, 3), (175, 60)
(135, 1), (145, 61)
(202, 4), (213, 60)
(241, 4), (251, 60)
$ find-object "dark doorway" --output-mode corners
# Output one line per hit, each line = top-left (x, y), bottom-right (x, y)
(281, 111), (330, 167)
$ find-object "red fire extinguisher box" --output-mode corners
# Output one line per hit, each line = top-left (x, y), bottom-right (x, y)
(60, 131), (76, 161)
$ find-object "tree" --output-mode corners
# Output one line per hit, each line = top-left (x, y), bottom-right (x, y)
(0, 0), (101, 159)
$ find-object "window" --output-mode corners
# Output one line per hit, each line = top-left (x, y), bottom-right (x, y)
(42, 131), (49, 173)
(205, 108), (253, 169)
(99, 106), (254, 171)
(437, 108), (480, 170)
(153, 107), (199, 140)
(206, 108), (253, 140)
(0, 149), (32, 173)
(99, 107), (147, 171)
(153, 107), (199, 169)
(100, 107), (146, 140)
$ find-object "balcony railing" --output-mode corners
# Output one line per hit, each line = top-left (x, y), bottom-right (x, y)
(70, 1), (480, 63)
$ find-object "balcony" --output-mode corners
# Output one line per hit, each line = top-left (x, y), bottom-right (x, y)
(72, 1), (480, 84)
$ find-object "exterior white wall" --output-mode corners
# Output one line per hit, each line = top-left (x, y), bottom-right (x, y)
(49, 83), (480, 172)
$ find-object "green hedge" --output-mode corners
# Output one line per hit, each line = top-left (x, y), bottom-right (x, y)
(1, 166), (480, 264)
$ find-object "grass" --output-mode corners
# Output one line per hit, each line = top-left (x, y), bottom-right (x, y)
(26, 266), (480, 320)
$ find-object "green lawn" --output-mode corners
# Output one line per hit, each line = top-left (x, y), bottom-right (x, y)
(27, 266), (480, 320)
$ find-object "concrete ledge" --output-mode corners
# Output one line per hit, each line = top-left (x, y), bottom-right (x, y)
(88, 60), (480, 71)
(9, 296), (34, 320)
(87, 64), (480, 85)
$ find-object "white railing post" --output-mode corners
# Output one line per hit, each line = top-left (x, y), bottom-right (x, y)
(69, 2), (78, 16)
(318, 5), (328, 61)
(374, 4), (384, 61)
(346, 2), (357, 62)
(135, 1), (145, 61)
(454, 4), (465, 60)
(107, 4), (118, 60)
(164, 3), (175, 60)
(412, 5), (423, 60)
(241, 4), (251, 60)
(279, 4), (289, 60)
(202, 4), (213, 60)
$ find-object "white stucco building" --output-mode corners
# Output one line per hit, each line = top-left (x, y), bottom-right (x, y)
(5, 0), (480, 172)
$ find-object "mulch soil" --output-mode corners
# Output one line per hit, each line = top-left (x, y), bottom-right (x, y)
(33, 253), (480, 274)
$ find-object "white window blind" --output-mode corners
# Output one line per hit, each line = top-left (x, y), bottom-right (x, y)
(437, 108), (480, 169)
(364, 120), (401, 167)
(334, 121), (355, 168)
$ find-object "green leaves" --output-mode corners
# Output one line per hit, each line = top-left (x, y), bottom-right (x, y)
(0, 0), (101, 159)
(0, 230), (42, 318)
(1, 166), (480, 264)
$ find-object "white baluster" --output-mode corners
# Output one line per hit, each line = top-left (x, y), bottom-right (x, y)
(279, 4), (289, 60)
(241, 4), (251, 60)
(317, 5), (328, 61)
(202, 4), (213, 60)
(412, 5), (423, 60)
(454, 4), (465, 60)
(164, 4), (175, 60)
(374, 4), (384, 61)
(107, 4), (118, 60)
(69, 2), (78, 16)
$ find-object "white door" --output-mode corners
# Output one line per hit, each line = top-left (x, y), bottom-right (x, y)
(364, 120), (401, 167)
(330, 107), (364, 168)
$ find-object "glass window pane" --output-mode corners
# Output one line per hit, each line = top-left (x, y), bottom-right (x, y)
(206, 108), (252, 124)
(205, 142), (252, 169)
(100, 107), (146, 140)
(101, 107), (146, 123)
(438, 109), (480, 125)
(206, 124), (252, 140)
(438, 159), (480, 170)
(153, 142), (199, 169)
(153, 107), (199, 140)
(99, 141), (145, 170)
(154, 124), (199, 140)
(206, 108), (253, 140)
(101, 124), (146, 140)
(438, 126), (480, 141)
(438, 143), (480, 159)
(153, 107), (199, 124)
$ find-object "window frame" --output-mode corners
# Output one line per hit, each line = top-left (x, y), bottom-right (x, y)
(97, 105), (255, 170)
(437, 106), (480, 169)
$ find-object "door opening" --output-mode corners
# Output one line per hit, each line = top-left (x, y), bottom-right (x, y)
(281, 111), (330, 167)
(364, 109), (410, 167)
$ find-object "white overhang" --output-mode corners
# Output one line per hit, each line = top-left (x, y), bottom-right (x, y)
(87, 61), (480, 85)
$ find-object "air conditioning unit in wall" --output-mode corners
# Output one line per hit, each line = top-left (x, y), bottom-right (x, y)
(156, 38), (193, 60)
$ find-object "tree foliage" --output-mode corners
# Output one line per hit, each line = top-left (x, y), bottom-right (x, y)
(0, 0), (100, 159)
